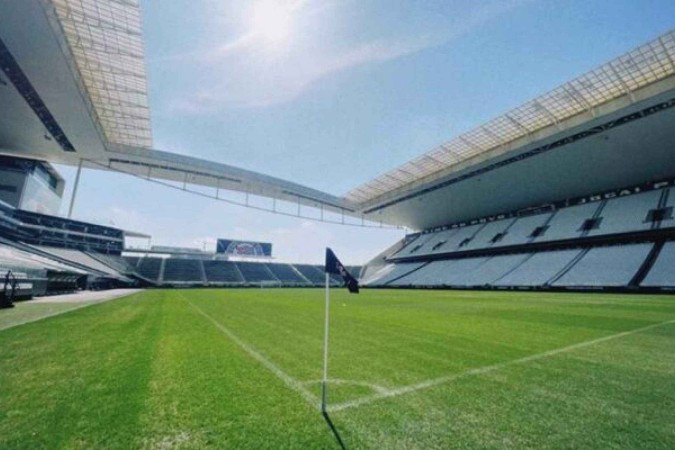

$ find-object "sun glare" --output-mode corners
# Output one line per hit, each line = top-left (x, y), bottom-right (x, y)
(251, 1), (293, 43)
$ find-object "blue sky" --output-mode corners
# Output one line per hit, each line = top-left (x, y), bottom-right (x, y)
(57, 0), (674, 263)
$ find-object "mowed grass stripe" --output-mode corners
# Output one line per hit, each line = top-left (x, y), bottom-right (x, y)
(136, 291), (333, 449)
(335, 320), (675, 449)
(0, 290), (335, 449)
(1, 288), (674, 448)
(329, 317), (675, 412)
(184, 294), (320, 407)
(185, 289), (675, 389)
(0, 291), (161, 449)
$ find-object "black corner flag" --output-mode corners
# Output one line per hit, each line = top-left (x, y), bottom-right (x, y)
(325, 248), (359, 294)
(320, 249), (351, 449)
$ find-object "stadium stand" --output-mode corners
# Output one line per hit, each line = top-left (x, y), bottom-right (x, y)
(267, 263), (307, 284)
(35, 246), (120, 277)
(551, 244), (653, 287)
(494, 249), (584, 287)
(124, 257), (141, 268)
(203, 260), (244, 284)
(294, 264), (326, 284)
(346, 266), (363, 278)
(460, 220), (514, 250)
(535, 203), (602, 243)
(362, 262), (426, 286)
(236, 262), (279, 283)
(116, 257), (347, 287)
(163, 258), (204, 283)
(641, 241), (675, 288)
(586, 191), (661, 237)
(456, 253), (534, 287)
(390, 258), (489, 287)
(390, 183), (675, 261)
(495, 214), (551, 248)
(0, 241), (85, 295)
(364, 180), (675, 291)
(135, 257), (163, 282)
(86, 252), (138, 275)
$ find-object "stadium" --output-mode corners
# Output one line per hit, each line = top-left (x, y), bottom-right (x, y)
(1, 1), (674, 448)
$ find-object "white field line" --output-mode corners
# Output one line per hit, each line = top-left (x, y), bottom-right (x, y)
(301, 378), (390, 395)
(329, 318), (675, 412)
(187, 300), (320, 409)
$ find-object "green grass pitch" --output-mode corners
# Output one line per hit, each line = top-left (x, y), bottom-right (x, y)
(1, 288), (674, 449)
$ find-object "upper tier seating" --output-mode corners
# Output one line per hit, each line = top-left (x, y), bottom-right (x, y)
(391, 254), (533, 287)
(236, 262), (278, 283)
(641, 241), (675, 288)
(163, 259), (203, 283)
(493, 214), (552, 248)
(551, 243), (653, 287)
(267, 263), (307, 283)
(663, 187), (675, 226)
(412, 224), (486, 257)
(395, 233), (437, 258)
(460, 219), (517, 250)
(87, 252), (138, 274)
(532, 202), (600, 243)
(392, 185), (675, 261)
(586, 190), (661, 237)
(36, 247), (119, 276)
(203, 260), (243, 283)
(0, 241), (82, 275)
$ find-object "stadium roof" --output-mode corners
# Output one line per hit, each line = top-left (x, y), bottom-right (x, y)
(346, 30), (675, 206)
(0, 0), (351, 218)
(2, 1), (675, 229)
(51, 0), (152, 149)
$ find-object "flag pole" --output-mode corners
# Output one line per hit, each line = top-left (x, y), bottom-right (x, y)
(322, 271), (330, 412)
(321, 270), (347, 449)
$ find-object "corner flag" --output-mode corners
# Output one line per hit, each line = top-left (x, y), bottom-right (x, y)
(319, 248), (354, 449)
(325, 248), (359, 293)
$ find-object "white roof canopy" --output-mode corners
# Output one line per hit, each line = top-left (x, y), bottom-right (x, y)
(50, 0), (152, 148)
(346, 30), (675, 205)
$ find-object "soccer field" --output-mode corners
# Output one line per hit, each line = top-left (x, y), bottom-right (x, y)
(1, 289), (674, 449)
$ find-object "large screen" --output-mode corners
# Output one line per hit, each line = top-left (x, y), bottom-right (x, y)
(216, 239), (272, 257)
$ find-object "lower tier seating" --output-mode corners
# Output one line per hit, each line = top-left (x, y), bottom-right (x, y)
(363, 262), (425, 286)
(392, 184), (674, 260)
(136, 257), (163, 281)
(369, 243), (663, 289)
(163, 258), (203, 283)
(267, 263), (307, 283)
(236, 262), (278, 283)
(294, 265), (325, 284)
(494, 249), (583, 287)
(390, 258), (489, 287)
(120, 257), (346, 286)
(203, 261), (243, 283)
(551, 244), (652, 287)
(640, 241), (675, 288)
